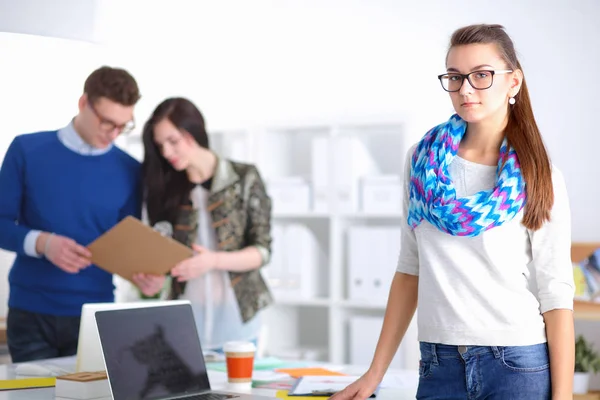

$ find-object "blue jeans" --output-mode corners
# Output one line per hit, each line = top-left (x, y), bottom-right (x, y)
(417, 342), (551, 399)
(7, 308), (81, 363)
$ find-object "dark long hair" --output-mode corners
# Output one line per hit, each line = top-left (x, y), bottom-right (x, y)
(448, 24), (553, 231)
(142, 97), (210, 226)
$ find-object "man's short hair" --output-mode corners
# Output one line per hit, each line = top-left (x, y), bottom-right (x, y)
(84, 66), (141, 106)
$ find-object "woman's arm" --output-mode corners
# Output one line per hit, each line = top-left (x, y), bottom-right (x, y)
(210, 166), (272, 272)
(212, 246), (263, 272)
(543, 309), (574, 399)
(210, 165), (272, 273)
(243, 166), (272, 266)
(367, 272), (419, 379)
(529, 167), (575, 399)
(330, 146), (420, 400)
(329, 272), (418, 400)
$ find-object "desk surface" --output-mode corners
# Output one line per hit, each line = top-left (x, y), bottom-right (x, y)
(0, 356), (419, 400)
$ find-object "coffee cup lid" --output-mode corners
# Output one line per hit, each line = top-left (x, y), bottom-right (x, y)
(223, 341), (256, 353)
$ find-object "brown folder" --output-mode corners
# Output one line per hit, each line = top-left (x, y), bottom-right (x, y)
(86, 216), (193, 282)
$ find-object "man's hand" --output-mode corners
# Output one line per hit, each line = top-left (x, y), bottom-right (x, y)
(132, 273), (166, 297)
(37, 232), (92, 273)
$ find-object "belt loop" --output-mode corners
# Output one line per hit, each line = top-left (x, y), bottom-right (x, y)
(430, 343), (439, 365)
(491, 346), (501, 359)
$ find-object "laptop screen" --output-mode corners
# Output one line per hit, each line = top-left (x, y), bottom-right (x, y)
(95, 303), (211, 400)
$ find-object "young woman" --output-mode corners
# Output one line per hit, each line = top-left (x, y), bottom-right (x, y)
(131, 97), (274, 352)
(331, 24), (575, 400)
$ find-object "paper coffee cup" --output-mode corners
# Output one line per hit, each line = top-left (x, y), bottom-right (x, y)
(223, 341), (256, 384)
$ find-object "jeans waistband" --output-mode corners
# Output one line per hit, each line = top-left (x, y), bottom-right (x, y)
(420, 342), (502, 363)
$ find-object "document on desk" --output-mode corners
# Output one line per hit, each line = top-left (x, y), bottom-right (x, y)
(288, 376), (377, 397)
(87, 216), (193, 282)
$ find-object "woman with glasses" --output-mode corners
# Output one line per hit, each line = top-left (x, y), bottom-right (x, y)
(131, 97), (274, 353)
(331, 24), (574, 400)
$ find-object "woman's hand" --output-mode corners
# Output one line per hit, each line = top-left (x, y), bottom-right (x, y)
(329, 371), (382, 400)
(132, 273), (166, 297)
(171, 244), (218, 282)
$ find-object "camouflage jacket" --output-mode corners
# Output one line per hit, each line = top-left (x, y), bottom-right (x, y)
(168, 157), (274, 323)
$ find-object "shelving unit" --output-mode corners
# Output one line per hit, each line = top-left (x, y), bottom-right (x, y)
(203, 121), (416, 367)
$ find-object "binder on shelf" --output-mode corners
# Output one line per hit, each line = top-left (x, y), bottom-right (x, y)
(347, 227), (401, 303)
(332, 136), (380, 213)
(311, 137), (330, 213)
(264, 223), (322, 301)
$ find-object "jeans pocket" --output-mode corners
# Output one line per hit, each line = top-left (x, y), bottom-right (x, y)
(501, 343), (550, 373)
(419, 360), (434, 379)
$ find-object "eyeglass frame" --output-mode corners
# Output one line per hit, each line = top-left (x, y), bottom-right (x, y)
(87, 99), (136, 134)
(437, 69), (513, 92)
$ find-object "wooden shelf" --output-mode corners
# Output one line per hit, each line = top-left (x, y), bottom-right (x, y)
(574, 300), (600, 321)
(574, 391), (600, 400)
(0, 318), (5, 344)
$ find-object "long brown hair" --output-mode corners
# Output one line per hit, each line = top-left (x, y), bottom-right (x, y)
(142, 97), (210, 226)
(448, 24), (553, 231)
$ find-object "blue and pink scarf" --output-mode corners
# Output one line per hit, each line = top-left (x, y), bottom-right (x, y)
(407, 114), (526, 237)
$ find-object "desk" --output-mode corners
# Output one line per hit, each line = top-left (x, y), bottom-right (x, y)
(0, 356), (419, 400)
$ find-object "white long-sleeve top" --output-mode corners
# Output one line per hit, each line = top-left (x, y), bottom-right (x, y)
(396, 145), (575, 346)
(181, 185), (261, 350)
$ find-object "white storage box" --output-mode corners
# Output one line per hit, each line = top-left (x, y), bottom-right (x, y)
(361, 175), (403, 214)
(267, 177), (311, 214)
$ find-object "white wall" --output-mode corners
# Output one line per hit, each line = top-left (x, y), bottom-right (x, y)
(0, 0), (97, 42)
(0, 33), (109, 158)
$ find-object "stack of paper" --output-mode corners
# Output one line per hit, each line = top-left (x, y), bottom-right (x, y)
(55, 371), (110, 400)
(286, 375), (376, 398)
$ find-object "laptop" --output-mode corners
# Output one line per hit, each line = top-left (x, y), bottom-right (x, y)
(76, 300), (192, 372)
(94, 303), (277, 400)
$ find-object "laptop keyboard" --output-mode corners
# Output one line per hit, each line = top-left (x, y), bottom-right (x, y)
(179, 393), (238, 400)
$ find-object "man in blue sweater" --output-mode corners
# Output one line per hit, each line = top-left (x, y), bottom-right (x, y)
(0, 66), (148, 362)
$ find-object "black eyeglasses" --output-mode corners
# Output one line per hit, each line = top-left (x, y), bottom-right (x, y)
(438, 69), (513, 92)
(88, 100), (135, 134)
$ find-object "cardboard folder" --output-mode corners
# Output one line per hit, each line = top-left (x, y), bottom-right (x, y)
(86, 216), (193, 282)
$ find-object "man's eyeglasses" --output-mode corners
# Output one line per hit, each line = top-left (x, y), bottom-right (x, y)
(88, 100), (135, 134)
(437, 69), (513, 92)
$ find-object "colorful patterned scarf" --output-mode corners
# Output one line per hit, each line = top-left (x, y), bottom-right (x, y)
(407, 114), (526, 237)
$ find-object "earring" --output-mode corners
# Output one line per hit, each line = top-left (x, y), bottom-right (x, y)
(509, 97), (516, 105)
